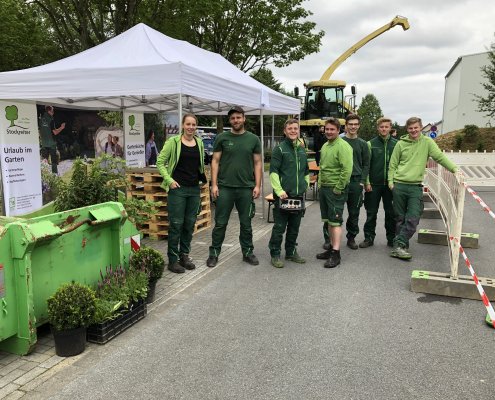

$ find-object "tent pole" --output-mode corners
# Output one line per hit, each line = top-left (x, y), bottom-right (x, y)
(271, 114), (275, 149)
(260, 110), (265, 219)
(178, 94), (183, 134)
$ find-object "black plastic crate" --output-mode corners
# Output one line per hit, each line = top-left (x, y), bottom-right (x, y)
(87, 299), (147, 344)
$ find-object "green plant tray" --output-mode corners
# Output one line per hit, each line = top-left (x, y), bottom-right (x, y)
(87, 299), (147, 344)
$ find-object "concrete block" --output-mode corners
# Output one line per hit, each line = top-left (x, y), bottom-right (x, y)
(411, 270), (495, 300)
(422, 207), (441, 219)
(417, 229), (479, 248)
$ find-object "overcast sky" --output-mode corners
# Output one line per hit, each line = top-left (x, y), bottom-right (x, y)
(272, 0), (495, 125)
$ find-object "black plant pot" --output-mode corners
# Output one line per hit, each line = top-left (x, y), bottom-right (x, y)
(52, 326), (87, 357)
(146, 279), (157, 304)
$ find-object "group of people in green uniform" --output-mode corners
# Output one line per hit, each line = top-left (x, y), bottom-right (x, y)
(314, 114), (458, 267)
(157, 106), (459, 274)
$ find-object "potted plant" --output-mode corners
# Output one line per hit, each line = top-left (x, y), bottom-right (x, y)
(47, 282), (97, 357)
(129, 247), (165, 303)
(87, 265), (148, 344)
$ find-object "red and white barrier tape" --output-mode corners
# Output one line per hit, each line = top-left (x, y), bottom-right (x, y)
(463, 183), (495, 220)
(130, 234), (141, 252)
(450, 236), (495, 327)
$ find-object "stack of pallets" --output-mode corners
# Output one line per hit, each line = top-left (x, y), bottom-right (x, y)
(126, 168), (211, 239)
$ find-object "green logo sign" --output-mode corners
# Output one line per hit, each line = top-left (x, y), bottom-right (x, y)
(4, 105), (27, 129)
(128, 114), (135, 130)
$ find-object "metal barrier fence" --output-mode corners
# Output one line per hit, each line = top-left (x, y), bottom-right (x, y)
(424, 159), (466, 278)
(444, 150), (495, 186)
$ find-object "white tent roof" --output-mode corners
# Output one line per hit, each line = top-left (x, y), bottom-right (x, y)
(0, 23), (299, 115)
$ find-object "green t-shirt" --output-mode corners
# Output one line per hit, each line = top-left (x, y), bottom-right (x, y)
(213, 131), (261, 187)
(40, 112), (55, 148)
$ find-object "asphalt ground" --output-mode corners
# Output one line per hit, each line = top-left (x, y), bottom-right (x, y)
(24, 187), (495, 400)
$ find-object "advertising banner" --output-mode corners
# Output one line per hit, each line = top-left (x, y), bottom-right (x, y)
(123, 111), (145, 167)
(0, 101), (42, 216)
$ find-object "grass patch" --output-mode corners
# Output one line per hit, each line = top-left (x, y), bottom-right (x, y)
(435, 127), (495, 151)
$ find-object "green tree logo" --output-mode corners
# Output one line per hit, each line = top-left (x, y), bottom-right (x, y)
(5, 105), (18, 127)
(128, 115), (135, 130)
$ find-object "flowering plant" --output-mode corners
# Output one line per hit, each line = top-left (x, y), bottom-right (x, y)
(93, 265), (148, 324)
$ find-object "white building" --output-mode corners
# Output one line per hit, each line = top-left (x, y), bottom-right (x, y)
(442, 52), (492, 134)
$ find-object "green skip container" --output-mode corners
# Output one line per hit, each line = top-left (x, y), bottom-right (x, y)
(0, 202), (140, 355)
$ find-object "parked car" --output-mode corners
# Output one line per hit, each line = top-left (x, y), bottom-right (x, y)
(200, 133), (216, 165)
(197, 127), (230, 165)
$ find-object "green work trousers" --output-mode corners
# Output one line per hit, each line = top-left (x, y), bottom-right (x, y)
(392, 183), (423, 248)
(345, 178), (364, 240)
(167, 186), (200, 264)
(268, 203), (303, 257)
(209, 186), (255, 257)
(41, 147), (58, 174)
(363, 184), (395, 243)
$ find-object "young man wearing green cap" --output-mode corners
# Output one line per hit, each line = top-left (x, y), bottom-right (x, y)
(206, 106), (262, 268)
(388, 116), (459, 260)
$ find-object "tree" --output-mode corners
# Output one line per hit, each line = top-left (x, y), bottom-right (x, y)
(0, 0), (60, 71)
(31, 0), (142, 56)
(251, 68), (284, 92)
(33, 0), (323, 72)
(477, 38), (495, 119)
(153, 0), (323, 73)
(357, 94), (383, 141)
(392, 122), (407, 138)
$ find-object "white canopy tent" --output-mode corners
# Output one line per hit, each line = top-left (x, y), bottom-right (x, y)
(0, 23), (300, 217)
(0, 23), (299, 116)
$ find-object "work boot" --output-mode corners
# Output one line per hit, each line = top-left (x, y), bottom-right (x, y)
(271, 257), (284, 268)
(179, 254), (196, 270)
(347, 238), (358, 250)
(206, 256), (218, 268)
(324, 250), (341, 268)
(168, 261), (185, 274)
(359, 239), (374, 248)
(323, 242), (332, 250)
(390, 245), (412, 260)
(316, 249), (332, 260)
(285, 252), (306, 263)
(243, 254), (259, 265)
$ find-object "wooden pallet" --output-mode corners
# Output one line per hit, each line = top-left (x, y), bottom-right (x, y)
(126, 169), (211, 240)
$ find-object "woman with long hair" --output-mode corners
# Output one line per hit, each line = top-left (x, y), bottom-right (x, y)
(157, 114), (206, 273)
(145, 129), (159, 166)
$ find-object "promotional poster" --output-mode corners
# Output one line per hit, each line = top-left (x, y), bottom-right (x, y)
(123, 111), (145, 167)
(0, 101), (42, 216)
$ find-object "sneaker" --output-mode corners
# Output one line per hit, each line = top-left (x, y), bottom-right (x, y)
(285, 253), (306, 263)
(271, 257), (284, 268)
(390, 246), (412, 260)
(347, 238), (358, 250)
(206, 256), (218, 268)
(168, 261), (185, 274)
(243, 254), (259, 265)
(324, 250), (341, 268)
(359, 239), (374, 248)
(323, 242), (332, 250)
(179, 254), (196, 270)
(316, 249), (332, 260)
